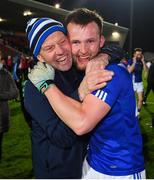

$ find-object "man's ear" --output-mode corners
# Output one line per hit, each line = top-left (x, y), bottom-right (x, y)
(37, 54), (44, 62)
(100, 35), (105, 48)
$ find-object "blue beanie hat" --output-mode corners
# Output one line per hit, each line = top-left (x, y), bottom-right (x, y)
(26, 17), (67, 58)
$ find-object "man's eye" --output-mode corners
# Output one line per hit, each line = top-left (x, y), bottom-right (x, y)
(88, 39), (95, 43)
(60, 39), (66, 44)
(72, 41), (79, 45)
(44, 46), (54, 51)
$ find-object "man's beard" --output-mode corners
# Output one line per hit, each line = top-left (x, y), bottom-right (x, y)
(73, 57), (87, 71)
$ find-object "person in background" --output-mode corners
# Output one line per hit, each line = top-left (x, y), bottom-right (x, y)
(0, 51), (6, 69)
(12, 53), (21, 101)
(12, 53), (31, 128)
(6, 55), (13, 72)
(0, 51), (18, 161)
(19, 53), (28, 80)
(127, 48), (148, 117)
(24, 16), (120, 178)
(28, 8), (145, 179)
(143, 59), (154, 106)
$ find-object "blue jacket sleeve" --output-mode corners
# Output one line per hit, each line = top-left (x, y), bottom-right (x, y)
(24, 80), (77, 148)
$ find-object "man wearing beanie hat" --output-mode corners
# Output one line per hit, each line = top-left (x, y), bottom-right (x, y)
(26, 18), (66, 57)
(24, 16), (124, 178)
(24, 17), (111, 178)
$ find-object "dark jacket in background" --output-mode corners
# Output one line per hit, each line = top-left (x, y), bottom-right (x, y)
(0, 68), (18, 133)
(147, 62), (154, 86)
(24, 67), (88, 179)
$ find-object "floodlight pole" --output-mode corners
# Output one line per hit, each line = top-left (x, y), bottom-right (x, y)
(129, 0), (134, 58)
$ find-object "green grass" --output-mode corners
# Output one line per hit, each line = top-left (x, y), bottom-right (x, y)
(140, 91), (154, 179)
(0, 88), (154, 178)
(0, 101), (33, 178)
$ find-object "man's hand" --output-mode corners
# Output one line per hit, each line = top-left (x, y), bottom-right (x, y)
(78, 69), (114, 101)
(133, 57), (137, 64)
(86, 53), (109, 74)
(28, 61), (55, 93)
(141, 55), (145, 64)
(141, 55), (148, 75)
(78, 53), (113, 101)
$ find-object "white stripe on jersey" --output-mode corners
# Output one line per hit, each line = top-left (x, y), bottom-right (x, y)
(98, 91), (104, 100)
(102, 92), (107, 101)
(94, 90), (108, 102)
(95, 90), (101, 97)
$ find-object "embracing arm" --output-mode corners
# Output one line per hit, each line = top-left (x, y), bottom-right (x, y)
(44, 86), (110, 135)
(77, 44), (123, 101)
(78, 68), (113, 101)
(28, 62), (112, 135)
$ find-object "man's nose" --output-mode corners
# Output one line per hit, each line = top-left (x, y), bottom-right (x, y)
(56, 44), (64, 54)
(80, 43), (88, 55)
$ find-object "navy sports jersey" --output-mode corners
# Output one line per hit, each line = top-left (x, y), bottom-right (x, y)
(128, 59), (143, 83)
(87, 63), (144, 176)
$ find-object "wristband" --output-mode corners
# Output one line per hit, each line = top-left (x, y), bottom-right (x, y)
(39, 80), (55, 94)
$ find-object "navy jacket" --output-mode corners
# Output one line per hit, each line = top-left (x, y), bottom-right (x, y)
(24, 67), (88, 179)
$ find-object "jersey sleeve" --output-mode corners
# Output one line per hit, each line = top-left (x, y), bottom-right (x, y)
(92, 65), (122, 108)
